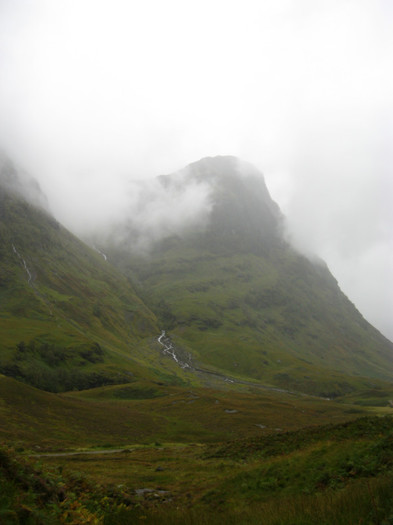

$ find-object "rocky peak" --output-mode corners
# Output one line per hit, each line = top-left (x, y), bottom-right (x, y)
(161, 156), (284, 253)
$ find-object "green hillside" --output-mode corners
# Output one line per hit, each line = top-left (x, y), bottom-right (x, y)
(0, 159), (163, 391)
(103, 156), (393, 397)
(2, 155), (392, 399)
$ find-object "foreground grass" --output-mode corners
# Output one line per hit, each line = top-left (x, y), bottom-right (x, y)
(6, 415), (390, 524)
(2, 371), (393, 523)
(106, 476), (393, 524)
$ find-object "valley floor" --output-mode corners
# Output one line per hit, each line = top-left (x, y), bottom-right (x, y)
(2, 375), (393, 523)
(2, 414), (393, 524)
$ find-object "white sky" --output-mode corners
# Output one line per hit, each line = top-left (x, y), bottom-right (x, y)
(0, 0), (392, 340)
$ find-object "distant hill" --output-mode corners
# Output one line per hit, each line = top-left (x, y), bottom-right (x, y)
(100, 156), (393, 397)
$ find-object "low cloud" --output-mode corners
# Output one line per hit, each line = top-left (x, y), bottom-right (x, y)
(87, 168), (213, 254)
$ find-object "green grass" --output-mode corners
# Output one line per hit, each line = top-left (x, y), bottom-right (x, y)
(15, 415), (393, 524)
(103, 476), (393, 524)
(0, 444), (134, 524)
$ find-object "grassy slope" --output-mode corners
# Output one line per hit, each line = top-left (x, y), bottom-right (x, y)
(101, 156), (393, 398)
(0, 188), (170, 390)
(122, 241), (393, 397)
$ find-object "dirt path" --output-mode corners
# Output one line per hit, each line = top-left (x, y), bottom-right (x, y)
(29, 448), (133, 458)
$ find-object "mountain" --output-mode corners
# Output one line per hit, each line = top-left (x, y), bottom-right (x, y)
(2, 154), (393, 525)
(100, 156), (393, 397)
(0, 157), (163, 392)
(1, 154), (392, 399)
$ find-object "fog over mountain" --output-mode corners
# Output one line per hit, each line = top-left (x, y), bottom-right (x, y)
(0, 0), (391, 340)
(0, 154), (49, 211)
(90, 166), (214, 254)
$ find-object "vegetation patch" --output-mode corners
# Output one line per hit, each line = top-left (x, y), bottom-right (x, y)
(0, 445), (135, 524)
(206, 415), (393, 460)
(26, 415), (393, 524)
(112, 385), (164, 400)
(0, 339), (134, 392)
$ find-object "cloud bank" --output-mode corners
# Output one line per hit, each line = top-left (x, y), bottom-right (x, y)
(100, 171), (213, 253)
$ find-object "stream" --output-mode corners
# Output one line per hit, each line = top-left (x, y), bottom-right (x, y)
(157, 331), (191, 370)
(12, 243), (33, 285)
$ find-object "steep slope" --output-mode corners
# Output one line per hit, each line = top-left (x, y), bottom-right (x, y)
(102, 156), (393, 396)
(0, 157), (162, 391)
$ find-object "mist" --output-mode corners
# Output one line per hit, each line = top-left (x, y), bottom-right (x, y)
(93, 170), (213, 254)
(0, 0), (391, 340)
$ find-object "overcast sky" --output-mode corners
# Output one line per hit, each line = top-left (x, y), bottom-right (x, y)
(0, 0), (392, 341)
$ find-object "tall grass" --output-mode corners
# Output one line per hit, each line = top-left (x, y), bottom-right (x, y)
(105, 475), (393, 525)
